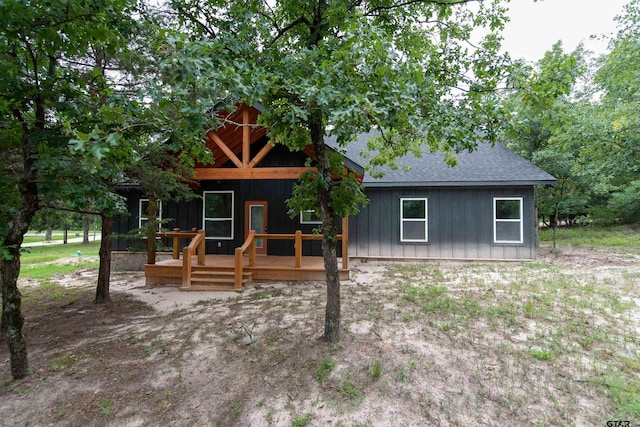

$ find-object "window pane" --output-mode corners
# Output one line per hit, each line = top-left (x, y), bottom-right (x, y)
(205, 193), (232, 218)
(301, 210), (321, 223)
(496, 222), (521, 242)
(403, 200), (425, 219)
(403, 222), (426, 241)
(496, 199), (521, 219)
(205, 220), (232, 238)
(140, 200), (148, 216)
(250, 206), (264, 233)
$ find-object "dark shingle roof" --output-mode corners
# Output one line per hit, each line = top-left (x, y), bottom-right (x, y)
(329, 132), (556, 187)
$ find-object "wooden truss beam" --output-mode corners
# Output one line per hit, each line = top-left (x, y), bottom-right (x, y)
(194, 167), (315, 180)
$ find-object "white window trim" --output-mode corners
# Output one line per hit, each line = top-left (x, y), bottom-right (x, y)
(203, 191), (234, 240)
(400, 197), (428, 243)
(300, 209), (322, 225)
(139, 198), (163, 231)
(493, 197), (524, 244)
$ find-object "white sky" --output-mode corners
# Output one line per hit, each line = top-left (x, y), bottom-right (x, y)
(501, 0), (629, 61)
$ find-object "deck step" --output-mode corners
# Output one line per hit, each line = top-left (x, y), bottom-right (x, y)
(179, 283), (246, 292)
(182, 269), (253, 292)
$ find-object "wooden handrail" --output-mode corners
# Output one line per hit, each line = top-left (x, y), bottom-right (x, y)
(235, 230), (256, 288)
(235, 230), (347, 270)
(181, 230), (205, 288)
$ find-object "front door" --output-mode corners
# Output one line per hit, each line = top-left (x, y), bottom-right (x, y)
(245, 201), (267, 254)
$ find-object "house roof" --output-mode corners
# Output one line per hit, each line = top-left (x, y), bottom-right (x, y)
(329, 132), (557, 188)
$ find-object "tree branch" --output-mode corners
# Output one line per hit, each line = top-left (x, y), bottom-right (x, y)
(365, 0), (479, 16)
(268, 16), (311, 46)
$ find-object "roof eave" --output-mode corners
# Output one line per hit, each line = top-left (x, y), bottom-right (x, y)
(362, 179), (557, 188)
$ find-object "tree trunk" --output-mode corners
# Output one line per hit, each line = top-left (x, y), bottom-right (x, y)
(45, 227), (52, 242)
(146, 195), (158, 265)
(309, 113), (341, 342)
(83, 215), (90, 244)
(63, 225), (68, 244)
(1, 126), (40, 378)
(95, 215), (113, 303)
(1, 253), (29, 379)
(552, 203), (559, 250)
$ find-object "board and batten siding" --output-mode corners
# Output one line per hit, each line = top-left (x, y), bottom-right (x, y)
(349, 186), (537, 260)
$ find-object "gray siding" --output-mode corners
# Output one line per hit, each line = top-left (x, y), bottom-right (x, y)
(349, 186), (537, 260)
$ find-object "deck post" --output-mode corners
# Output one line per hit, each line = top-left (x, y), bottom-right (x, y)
(234, 248), (243, 288)
(295, 230), (302, 268)
(197, 230), (205, 266)
(172, 228), (181, 259)
(249, 232), (256, 267)
(182, 247), (191, 288)
(341, 217), (349, 269)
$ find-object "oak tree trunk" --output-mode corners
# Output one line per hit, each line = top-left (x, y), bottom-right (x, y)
(1, 252), (29, 379)
(1, 140), (39, 378)
(310, 113), (341, 342)
(95, 215), (113, 303)
(83, 215), (90, 244)
(146, 196), (158, 265)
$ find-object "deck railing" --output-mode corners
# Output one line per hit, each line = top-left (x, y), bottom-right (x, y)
(177, 229), (205, 288)
(233, 229), (348, 287)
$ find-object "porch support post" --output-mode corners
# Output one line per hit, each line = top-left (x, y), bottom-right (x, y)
(234, 248), (243, 288)
(249, 233), (256, 267)
(172, 228), (180, 259)
(197, 230), (205, 266)
(341, 217), (349, 269)
(295, 230), (302, 268)
(182, 246), (191, 288)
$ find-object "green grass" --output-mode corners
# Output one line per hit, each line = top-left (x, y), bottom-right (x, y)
(314, 357), (336, 382)
(20, 261), (99, 279)
(17, 242), (100, 280)
(387, 257), (640, 421)
(20, 242), (100, 265)
(540, 224), (640, 250)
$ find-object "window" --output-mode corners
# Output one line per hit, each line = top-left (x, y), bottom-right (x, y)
(494, 197), (523, 243)
(139, 199), (163, 231)
(203, 191), (234, 239)
(400, 198), (428, 242)
(300, 209), (322, 224)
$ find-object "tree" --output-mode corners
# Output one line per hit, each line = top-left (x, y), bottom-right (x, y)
(585, 0), (640, 223)
(501, 42), (596, 239)
(172, 0), (510, 341)
(0, 0), (144, 379)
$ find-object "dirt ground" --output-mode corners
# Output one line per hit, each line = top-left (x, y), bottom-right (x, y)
(1, 245), (639, 426)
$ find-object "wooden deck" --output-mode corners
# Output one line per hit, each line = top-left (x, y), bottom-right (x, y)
(145, 254), (349, 291)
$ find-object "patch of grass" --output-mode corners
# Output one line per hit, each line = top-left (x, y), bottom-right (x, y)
(23, 281), (83, 304)
(96, 398), (115, 417)
(527, 347), (554, 361)
(540, 225), (640, 251)
(292, 414), (310, 427)
(371, 360), (383, 379)
(314, 357), (335, 382)
(338, 380), (363, 401)
(48, 353), (75, 372)
(592, 370), (640, 420)
(249, 290), (269, 300)
(20, 242), (101, 265)
(19, 260), (99, 280)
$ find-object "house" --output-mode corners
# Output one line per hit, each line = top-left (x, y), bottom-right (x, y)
(112, 104), (555, 290)
(337, 132), (556, 261)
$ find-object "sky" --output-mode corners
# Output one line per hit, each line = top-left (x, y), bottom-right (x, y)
(501, 0), (629, 62)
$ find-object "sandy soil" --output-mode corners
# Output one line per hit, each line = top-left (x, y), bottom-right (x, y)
(1, 245), (639, 426)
